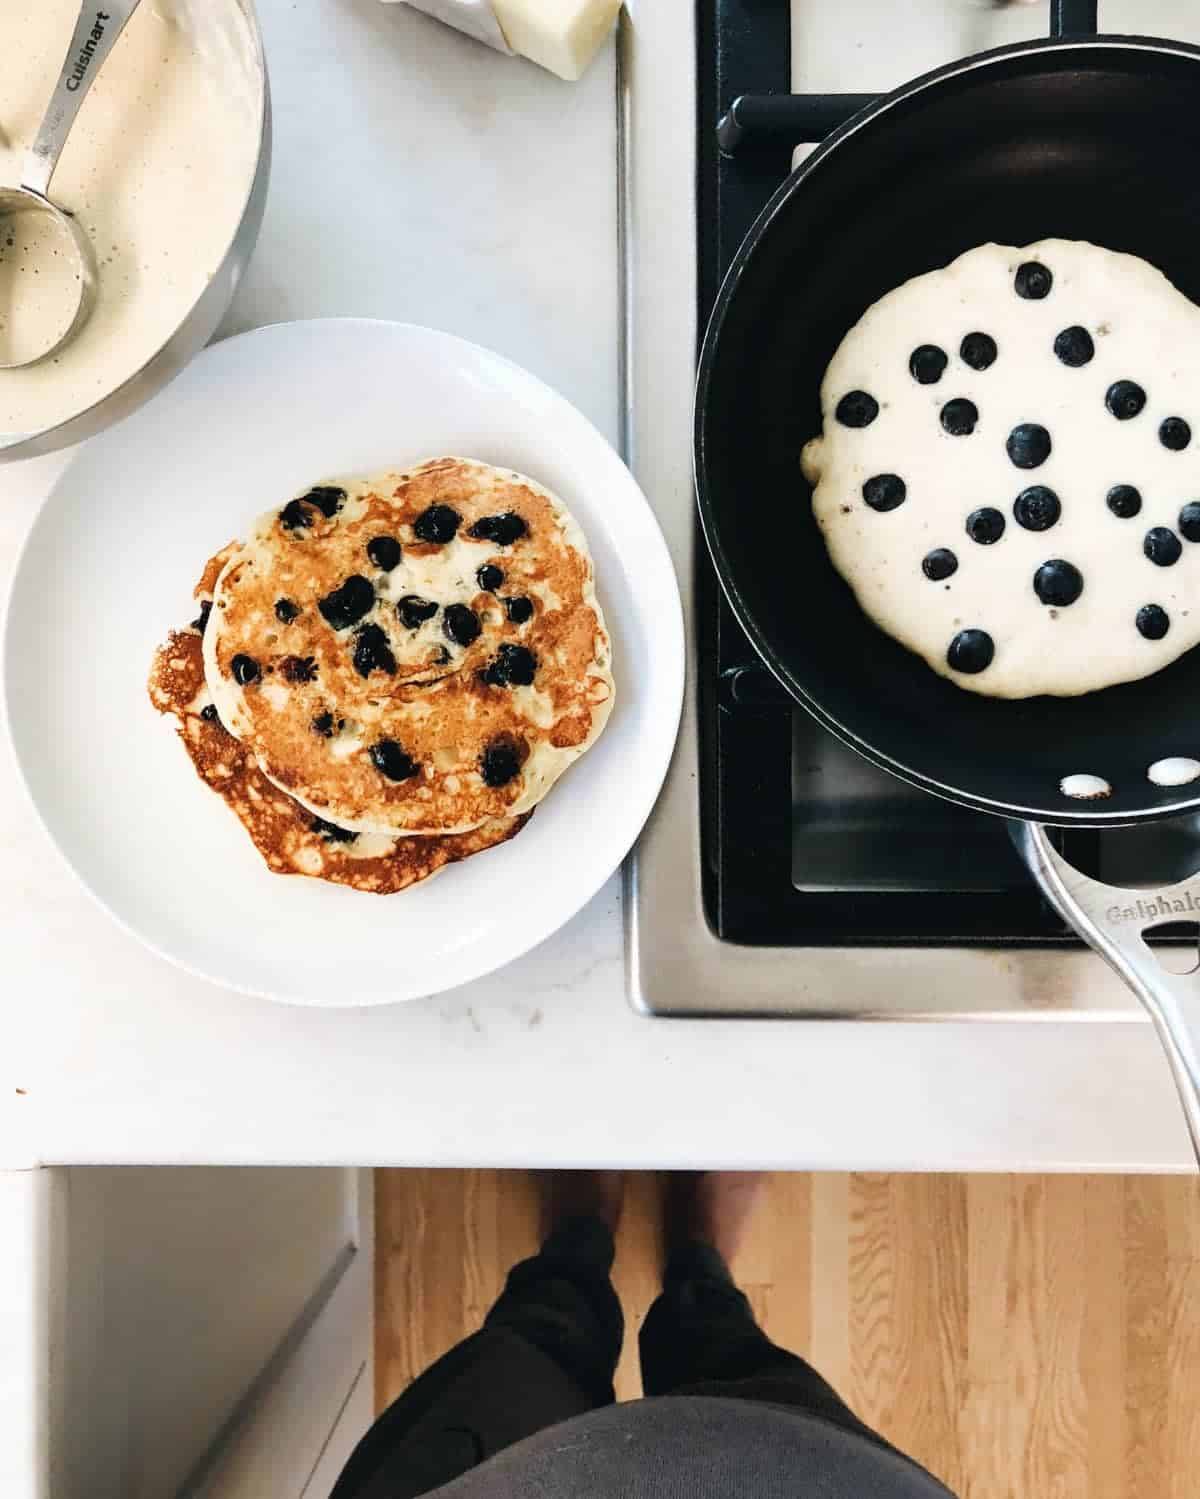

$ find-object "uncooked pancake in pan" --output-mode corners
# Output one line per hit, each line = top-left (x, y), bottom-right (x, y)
(802, 239), (1200, 698)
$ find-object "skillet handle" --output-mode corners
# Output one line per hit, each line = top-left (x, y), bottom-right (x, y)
(1050, 0), (1099, 37)
(1012, 822), (1200, 1168)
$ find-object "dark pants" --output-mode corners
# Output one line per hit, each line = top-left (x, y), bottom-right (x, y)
(332, 1216), (898, 1499)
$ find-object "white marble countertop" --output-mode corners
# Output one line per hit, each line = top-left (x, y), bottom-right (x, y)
(2, 0), (1195, 1173)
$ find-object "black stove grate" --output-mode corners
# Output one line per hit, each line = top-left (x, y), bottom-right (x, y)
(693, 0), (1096, 947)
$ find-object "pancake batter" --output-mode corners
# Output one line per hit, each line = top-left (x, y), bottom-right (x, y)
(0, 0), (259, 432)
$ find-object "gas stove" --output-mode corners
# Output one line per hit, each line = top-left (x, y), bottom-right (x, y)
(624, 0), (1200, 1017)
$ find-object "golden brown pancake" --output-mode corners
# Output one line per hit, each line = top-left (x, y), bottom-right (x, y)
(202, 458), (614, 835)
(149, 581), (529, 894)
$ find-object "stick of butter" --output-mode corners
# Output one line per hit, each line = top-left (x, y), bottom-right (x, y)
(387, 0), (621, 81)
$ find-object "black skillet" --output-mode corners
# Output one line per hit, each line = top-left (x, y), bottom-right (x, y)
(695, 0), (1200, 1161)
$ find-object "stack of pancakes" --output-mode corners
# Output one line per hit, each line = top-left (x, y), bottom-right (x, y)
(149, 458), (614, 894)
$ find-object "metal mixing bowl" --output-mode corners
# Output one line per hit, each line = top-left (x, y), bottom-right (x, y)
(0, 0), (270, 462)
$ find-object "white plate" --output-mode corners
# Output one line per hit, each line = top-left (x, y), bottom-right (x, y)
(2, 320), (683, 1006)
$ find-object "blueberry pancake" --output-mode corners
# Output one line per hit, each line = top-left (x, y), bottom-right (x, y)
(802, 239), (1200, 698)
(149, 573), (530, 894)
(203, 458), (614, 833)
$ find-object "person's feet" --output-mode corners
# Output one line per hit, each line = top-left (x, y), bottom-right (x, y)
(538, 1170), (626, 1239)
(662, 1172), (768, 1266)
(534, 1171), (767, 1263)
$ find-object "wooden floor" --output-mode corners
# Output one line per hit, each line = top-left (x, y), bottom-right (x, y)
(375, 1170), (1200, 1498)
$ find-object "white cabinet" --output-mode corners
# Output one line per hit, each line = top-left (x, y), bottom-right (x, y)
(1, 1167), (374, 1499)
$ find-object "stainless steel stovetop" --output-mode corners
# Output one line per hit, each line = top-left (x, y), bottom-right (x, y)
(623, 0), (1200, 1018)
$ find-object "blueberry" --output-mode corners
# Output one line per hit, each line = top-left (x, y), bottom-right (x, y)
(1052, 326), (1094, 367)
(231, 653), (259, 685)
(480, 738), (523, 788)
(922, 548), (958, 581)
(477, 564), (504, 592)
(960, 332), (997, 370)
(1160, 417), (1192, 451)
(1013, 485), (1060, 532)
(1136, 604), (1170, 641)
(482, 643), (537, 688)
(300, 485), (346, 518)
(191, 600), (212, 635)
(947, 630), (995, 674)
(369, 739), (418, 781)
(862, 473), (906, 512)
(312, 710), (335, 738)
(940, 398), (979, 436)
(1179, 502), (1200, 541)
(413, 504), (461, 544)
(352, 623), (396, 677)
(1014, 261), (1052, 299)
(311, 816), (358, 844)
(1106, 380), (1146, 420)
(835, 390), (878, 427)
(966, 507), (1006, 545)
(909, 344), (947, 384)
(318, 574), (374, 630)
(397, 596), (439, 630)
(279, 497), (314, 530)
(1145, 527), (1183, 566)
(468, 512), (528, 546)
(281, 655), (319, 684)
(443, 603), (481, 646)
(366, 535), (402, 571)
(200, 703), (219, 722)
(505, 596), (534, 624)
(274, 598), (300, 624)
(1033, 559), (1084, 607)
(1106, 484), (1142, 519)
(1006, 423), (1051, 469)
